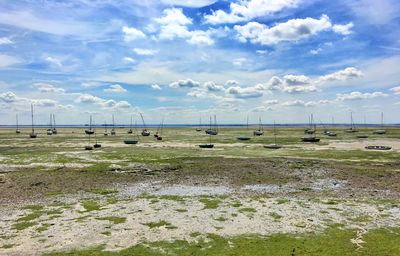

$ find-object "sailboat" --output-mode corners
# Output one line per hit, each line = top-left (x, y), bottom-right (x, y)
(85, 133), (93, 150)
(85, 116), (95, 135)
(15, 114), (21, 134)
(127, 115), (133, 134)
(124, 120), (139, 144)
(110, 115), (116, 135)
(47, 114), (53, 135)
(373, 112), (386, 134)
(93, 120), (101, 148)
(154, 118), (164, 140)
(345, 112), (358, 133)
(322, 118), (337, 137)
(237, 116), (251, 141)
(304, 114), (316, 134)
(196, 117), (202, 132)
(254, 117), (264, 136)
(140, 113), (150, 136)
(29, 104), (37, 138)
(205, 115), (218, 135)
(264, 121), (281, 149)
(103, 121), (108, 136)
(356, 115), (369, 138)
(301, 114), (320, 142)
(52, 114), (57, 134)
(199, 116), (214, 148)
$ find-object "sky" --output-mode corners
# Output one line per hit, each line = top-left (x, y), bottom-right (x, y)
(0, 0), (399, 125)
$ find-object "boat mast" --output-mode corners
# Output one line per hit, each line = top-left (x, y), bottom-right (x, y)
(89, 115), (92, 131)
(31, 104), (35, 133)
(273, 121), (277, 145)
(381, 112), (384, 128)
(16, 114), (19, 131)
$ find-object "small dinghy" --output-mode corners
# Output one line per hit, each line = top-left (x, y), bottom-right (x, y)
(199, 144), (214, 148)
(124, 139), (138, 144)
(93, 143), (101, 148)
(357, 135), (369, 138)
(237, 137), (251, 141)
(365, 145), (391, 150)
(85, 145), (93, 150)
(301, 137), (320, 142)
(264, 144), (281, 149)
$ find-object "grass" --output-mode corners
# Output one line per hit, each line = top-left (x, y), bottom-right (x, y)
(0, 244), (16, 249)
(199, 198), (222, 209)
(238, 207), (257, 213)
(143, 220), (174, 229)
(44, 227), (400, 256)
(269, 212), (283, 220)
(95, 216), (126, 225)
(81, 201), (101, 212)
(12, 221), (38, 231)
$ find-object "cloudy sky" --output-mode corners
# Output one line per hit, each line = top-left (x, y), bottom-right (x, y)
(0, 0), (399, 125)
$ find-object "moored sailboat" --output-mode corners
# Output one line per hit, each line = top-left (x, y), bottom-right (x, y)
(29, 104), (37, 138)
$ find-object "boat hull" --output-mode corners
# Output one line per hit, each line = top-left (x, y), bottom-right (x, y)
(199, 144), (214, 148)
(124, 140), (138, 144)
(301, 137), (320, 142)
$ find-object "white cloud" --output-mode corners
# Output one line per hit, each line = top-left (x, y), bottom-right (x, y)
(390, 86), (400, 94)
(226, 84), (265, 98)
(204, 0), (299, 24)
(81, 81), (101, 88)
(204, 81), (224, 91)
(156, 8), (214, 45)
(123, 57), (135, 63)
(161, 0), (217, 8)
(264, 99), (279, 105)
(0, 91), (58, 107)
(122, 26), (146, 42)
(75, 93), (131, 109)
(45, 56), (62, 67)
(336, 91), (388, 101)
(332, 22), (354, 35)
(133, 48), (158, 56)
(104, 84), (127, 92)
(234, 15), (353, 45)
(169, 78), (200, 88)
(0, 37), (13, 45)
(232, 58), (247, 66)
(266, 75), (317, 93)
(0, 54), (21, 68)
(151, 84), (162, 90)
(318, 67), (363, 82)
(310, 48), (322, 55)
(34, 83), (65, 94)
(282, 99), (330, 107)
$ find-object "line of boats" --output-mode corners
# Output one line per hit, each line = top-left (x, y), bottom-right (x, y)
(14, 106), (393, 151)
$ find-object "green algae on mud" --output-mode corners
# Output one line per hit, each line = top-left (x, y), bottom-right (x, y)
(44, 227), (400, 256)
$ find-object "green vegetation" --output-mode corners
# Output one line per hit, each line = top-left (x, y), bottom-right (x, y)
(0, 244), (16, 249)
(12, 221), (38, 231)
(199, 198), (222, 209)
(269, 212), (283, 220)
(95, 216), (126, 224)
(81, 201), (101, 212)
(45, 227), (400, 256)
(143, 220), (174, 229)
(238, 207), (257, 213)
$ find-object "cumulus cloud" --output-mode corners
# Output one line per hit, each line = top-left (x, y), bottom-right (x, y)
(282, 99), (331, 107)
(75, 93), (131, 109)
(204, 0), (299, 24)
(104, 84), (127, 92)
(318, 67), (363, 82)
(264, 99), (279, 105)
(0, 37), (13, 45)
(34, 83), (65, 94)
(161, 0), (217, 8)
(133, 48), (158, 56)
(390, 86), (400, 94)
(266, 75), (317, 93)
(0, 54), (21, 68)
(169, 78), (200, 88)
(234, 15), (353, 45)
(81, 81), (101, 88)
(155, 8), (214, 45)
(122, 26), (146, 42)
(332, 22), (354, 35)
(226, 84), (265, 98)
(336, 91), (388, 101)
(45, 56), (62, 67)
(204, 81), (224, 91)
(0, 91), (58, 106)
(151, 84), (162, 90)
(310, 48), (322, 55)
(123, 57), (135, 63)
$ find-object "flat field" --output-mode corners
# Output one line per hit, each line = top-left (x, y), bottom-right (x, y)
(0, 126), (399, 255)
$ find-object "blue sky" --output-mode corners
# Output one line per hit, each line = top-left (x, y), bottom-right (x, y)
(0, 0), (399, 125)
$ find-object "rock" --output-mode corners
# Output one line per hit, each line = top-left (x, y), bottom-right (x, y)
(0, 174), (5, 183)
